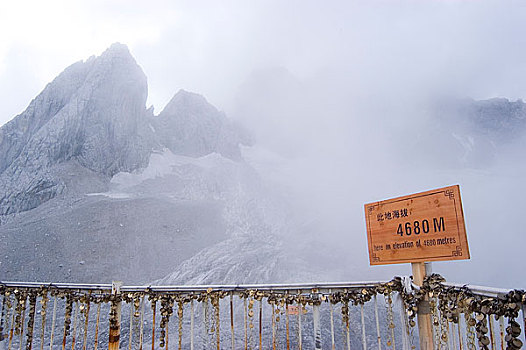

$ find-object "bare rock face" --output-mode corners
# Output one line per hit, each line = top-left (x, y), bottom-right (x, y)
(0, 43), (155, 216)
(152, 89), (250, 160)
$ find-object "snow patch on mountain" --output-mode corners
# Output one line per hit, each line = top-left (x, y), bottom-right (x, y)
(88, 149), (236, 198)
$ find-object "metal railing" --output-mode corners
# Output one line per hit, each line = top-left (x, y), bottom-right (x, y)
(0, 276), (524, 349)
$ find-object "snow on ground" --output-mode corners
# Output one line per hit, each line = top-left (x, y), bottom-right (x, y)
(88, 149), (234, 198)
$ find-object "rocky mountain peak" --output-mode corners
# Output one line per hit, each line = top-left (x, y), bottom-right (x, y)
(0, 43), (153, 216)
(162, 89), (214, 114)
(153, 89), (250, 160)
(0, 44), (249, 218)
(101, 42), (133, 58)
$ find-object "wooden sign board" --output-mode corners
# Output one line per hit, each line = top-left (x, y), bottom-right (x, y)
(364, 185), (469, 265)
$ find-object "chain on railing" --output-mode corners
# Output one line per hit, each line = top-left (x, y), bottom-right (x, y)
(0, 276), (524, 349)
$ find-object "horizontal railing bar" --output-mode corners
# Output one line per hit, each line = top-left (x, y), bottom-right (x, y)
(442, 282), (516, 298)
(123, 281), (387, 293)
(0, 281), (113, 290)
(0, 280), (389, 293)
(2, 280), (521, 298)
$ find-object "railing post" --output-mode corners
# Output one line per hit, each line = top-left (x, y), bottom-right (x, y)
(109, 281), (122, 350)
(313, 304), (321, 350)
(412, 262), (434, 350)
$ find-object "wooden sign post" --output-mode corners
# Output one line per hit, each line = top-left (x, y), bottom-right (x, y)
(364, 185), (469, 349)
(411, 261), (434, 349)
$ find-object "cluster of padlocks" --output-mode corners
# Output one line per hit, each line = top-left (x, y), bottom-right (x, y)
(0, 276), (524, 350)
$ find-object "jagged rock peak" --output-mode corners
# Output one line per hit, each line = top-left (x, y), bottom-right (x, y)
(0, 43), (154, 216)
(162, 89), (215, 114)
(101, 42), (133, 57)
(153, 89), (249, 160)
(91, 43), (143, 74)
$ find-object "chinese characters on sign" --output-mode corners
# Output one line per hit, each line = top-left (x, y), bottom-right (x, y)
(376, 208), (408, 221)
(364, 185), (470, 265)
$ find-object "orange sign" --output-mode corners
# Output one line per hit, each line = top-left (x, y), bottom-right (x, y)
(364, 185), (469, 265)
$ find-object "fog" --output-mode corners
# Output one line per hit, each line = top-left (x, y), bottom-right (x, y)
(1, 0), (526, 288)
(219, 1), (526, 288)
(231, 65), (526, 288)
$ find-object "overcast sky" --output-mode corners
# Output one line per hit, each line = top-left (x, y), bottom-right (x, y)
(1, 0), (526, 127)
